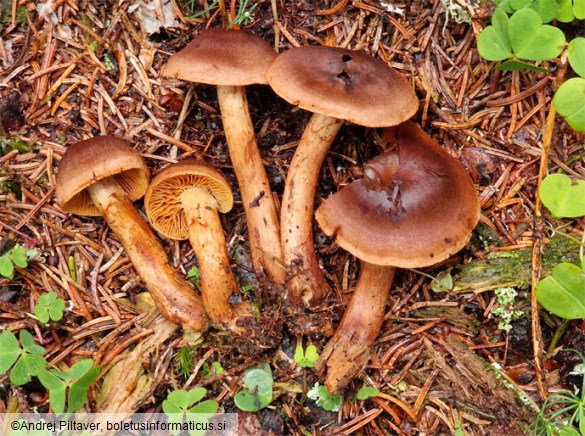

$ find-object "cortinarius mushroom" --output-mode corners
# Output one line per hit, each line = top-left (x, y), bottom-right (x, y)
(162, 29), (284, 286)
(266, 46), (419, 308)
(145, 160), (254, 334)
(314, 121), (480, 392)
(55, 136), (207, 331)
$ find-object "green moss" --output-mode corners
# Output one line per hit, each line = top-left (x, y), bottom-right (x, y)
(453, 234), (581, 293)
(0, 136), (31, 154)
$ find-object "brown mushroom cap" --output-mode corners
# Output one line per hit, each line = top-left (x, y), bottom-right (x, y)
(162, 28), (277, 86)
(266, 46), (418, 127)
(56, 136), (149, 216)
(145, 160), (233, 240)
(315, 121), (480, 267)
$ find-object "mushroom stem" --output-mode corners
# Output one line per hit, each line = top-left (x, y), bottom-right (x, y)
(181, 186), (253, 332)
(315, 262), (395, 392)
(86, 178), (208, 331)
(281, 113), (344, 305)
(216, 85), (285, 286)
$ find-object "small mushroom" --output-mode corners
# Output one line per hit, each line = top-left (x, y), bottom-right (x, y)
(55, 136), (207, 331)
(145, 160), (254, 334)
(266, 46), (419, 309)
(314, 121), (480, 392)
(162, 29), (284, 286)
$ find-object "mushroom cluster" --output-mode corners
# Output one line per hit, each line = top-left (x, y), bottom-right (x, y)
(54, 28), (480, 391)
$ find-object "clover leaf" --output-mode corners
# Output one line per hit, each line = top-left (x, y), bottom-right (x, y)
(307, 383), (342, 412)
(34, 292), (66, 324)
(508, 9), (565, 60)
(37, 359), (100, 413)
(539, 174), (585, 218)
(0, 246), (30, 279)
(0, 330), (47, 386)
(163, 388), (219, 436)
(553, 78), (585, 132)
(234, 364), (273, 412)
(477, 8), (565, 72)
(557, 0), (585, 22)
(535, 263), (585, 320)
(568, 37), (585, 78)
(294, 344), (320, 368)
(356, 386), (380, 400)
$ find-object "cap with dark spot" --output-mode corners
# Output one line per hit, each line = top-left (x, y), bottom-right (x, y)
(266, 46), (418, 127)
(315, 121), (480, 267)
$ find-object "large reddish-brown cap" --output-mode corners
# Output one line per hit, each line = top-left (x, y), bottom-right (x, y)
(56, 136), (149, 216)
(145, 160), (233, 240)
(315, 121), (480, 267)
(162, 28), (276, 86)
(266, 46), (418, 127)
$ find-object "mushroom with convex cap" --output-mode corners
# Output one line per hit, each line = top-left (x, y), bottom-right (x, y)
(314, 121), (480, 392)
(145, 160), (258, 336)
(266, 46), (419, 316)
(162, 28), (284, 287)
(55, 136), (207, 331)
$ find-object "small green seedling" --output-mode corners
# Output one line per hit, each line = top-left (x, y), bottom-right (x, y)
(234, 363), (273, 412)
(307, 383), (342, 412)
(294, 344), (320, 368)
(163, 388), (219, 436)
(228, 0), (258, 28)
(530, 349), (585, 435)
(174, 347), (196, 377)
(0, 330), (47, 385)
(34, 292), (66, 324)
(201, 361), (224, 379)
(536, 261), (585, 320)
(356, 386), (380, 401)
(477, 7), (565, 71)
(37, 359), (100, 413)
(492, 287), (524, 332)
(553, 37), (585, 132)
(187, 266), (202, 292)
(539, 173), (585, 218)
(0, 246), (30, 279)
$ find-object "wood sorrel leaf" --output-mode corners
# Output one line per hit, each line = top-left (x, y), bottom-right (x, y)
(568, 37), (585, 78)
(553, 78), (585, 133)
(539, 173), (585, 218)
(477, 8), (512, 61)
(536, 263), (585, 319)
(508, 8), (565, 60)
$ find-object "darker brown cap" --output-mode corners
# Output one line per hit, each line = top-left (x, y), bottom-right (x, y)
(315, 121), (480, 267)
(56, 136), (149, 216)
(163, 28), (277, 86)
(266, 46), (418, 127)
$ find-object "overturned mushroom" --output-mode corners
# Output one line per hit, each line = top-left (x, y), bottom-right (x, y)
(145, 160), (255, 334)
(314, 121), (480, 392)
(162, 29), (284, 286)
(55, 136), (207, 331)
(266, 46), (418, 310)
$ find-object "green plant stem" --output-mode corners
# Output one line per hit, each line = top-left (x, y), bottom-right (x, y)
(546, 318), (571, 358)
(531, 47), (569, 400)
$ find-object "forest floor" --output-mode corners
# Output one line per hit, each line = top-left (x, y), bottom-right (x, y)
(0, 0), (584, 434)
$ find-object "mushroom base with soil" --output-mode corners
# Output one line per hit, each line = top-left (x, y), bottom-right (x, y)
(181, 186), (254, 334)
(315, 263), (395, 392)
(86, 178), (207, 331)
(281, 113), (343, 308)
